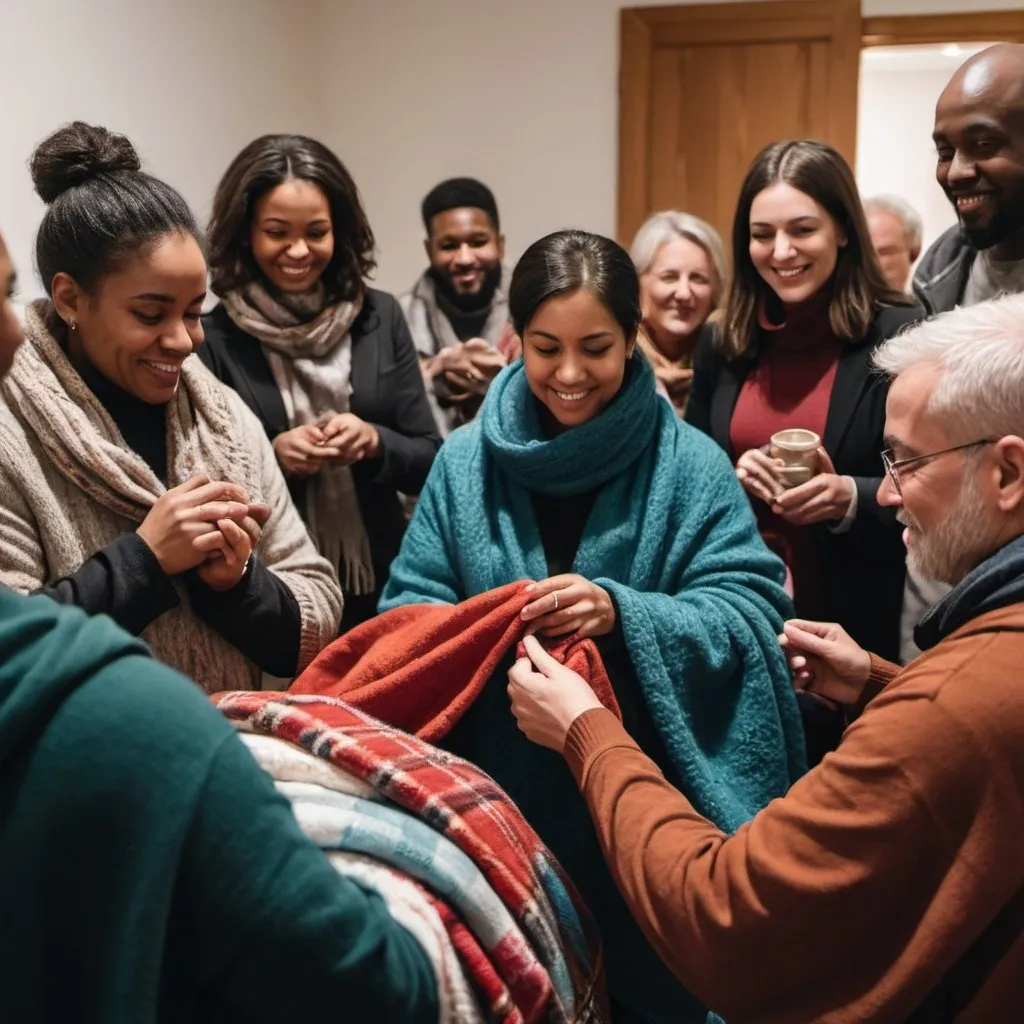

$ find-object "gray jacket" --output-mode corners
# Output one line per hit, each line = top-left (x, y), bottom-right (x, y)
(912, 225), (976, 315)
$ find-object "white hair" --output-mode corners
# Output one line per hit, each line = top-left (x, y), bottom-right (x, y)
(874, 294), (1024, 440)
(863, 194), (924, 254)
(630, 210), (727, 306)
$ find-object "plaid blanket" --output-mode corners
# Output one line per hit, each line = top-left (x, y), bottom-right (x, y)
(217, 693), (608, 1024)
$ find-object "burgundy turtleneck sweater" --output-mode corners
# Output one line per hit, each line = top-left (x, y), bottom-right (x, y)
(728, 291), (841, 618)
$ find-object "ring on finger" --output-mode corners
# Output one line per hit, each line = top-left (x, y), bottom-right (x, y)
(552, 592), (559, 612)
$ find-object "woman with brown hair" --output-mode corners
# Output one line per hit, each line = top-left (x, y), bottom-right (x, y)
(630, 210), (726, 415)
(687, 140), (921, 671)
(200, 135), (440, 630)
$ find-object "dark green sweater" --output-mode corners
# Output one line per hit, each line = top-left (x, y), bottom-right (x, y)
(0, 586), (437, 1023)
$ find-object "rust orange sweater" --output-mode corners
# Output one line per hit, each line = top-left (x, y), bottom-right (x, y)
(564, 603), (1024, 1022)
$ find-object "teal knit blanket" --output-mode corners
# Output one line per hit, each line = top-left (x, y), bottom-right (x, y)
(381, 354), (806, 828)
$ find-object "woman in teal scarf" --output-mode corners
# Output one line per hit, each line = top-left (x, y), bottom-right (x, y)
(381, 230), (805, 1022)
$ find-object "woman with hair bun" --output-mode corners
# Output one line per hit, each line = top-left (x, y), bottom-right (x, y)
(0, 121), (342, 691)
(381, 228), (806, 1022)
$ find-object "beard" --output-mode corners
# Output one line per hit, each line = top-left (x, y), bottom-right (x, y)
(429, 262), (503, 314)
(901, 471), (991, 585)
(951, 188), (1024, 251)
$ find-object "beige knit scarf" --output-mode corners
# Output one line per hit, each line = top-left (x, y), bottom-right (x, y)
(6, 302), (259, 520)
(220, 283), (374, 595)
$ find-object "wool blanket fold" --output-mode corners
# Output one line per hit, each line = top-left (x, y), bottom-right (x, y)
(381, 354), (806, 831)
(323, 850), (485, 1023)
(288, 582), (620, 740)
(214, 691), (608, 1023)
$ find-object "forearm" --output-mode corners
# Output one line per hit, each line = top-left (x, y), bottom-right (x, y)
(34, 533), (179, 635)
(565, 705), (937, 1021)
(185, 556), (302, 678)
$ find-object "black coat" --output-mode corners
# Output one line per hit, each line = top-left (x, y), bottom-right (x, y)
(199, 289), (441, 628)
(685, 304), (923, 660)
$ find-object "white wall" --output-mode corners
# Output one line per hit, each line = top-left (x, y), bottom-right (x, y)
(317, 0), (1024, 294)
(1, 0), (320, 298)
(4, 0), (1021, 298)
(856, 54), (970, 257)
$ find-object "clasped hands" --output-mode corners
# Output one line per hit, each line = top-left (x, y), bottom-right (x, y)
(430, 338), (506, 402)
(272, 413), (381, 477)
(137, 475), (270, 592)
(735, 445), (853, 525)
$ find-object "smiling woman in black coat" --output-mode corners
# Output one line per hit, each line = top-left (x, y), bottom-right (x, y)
(686, 142), (921, 664)
(200, 134), (440, 631)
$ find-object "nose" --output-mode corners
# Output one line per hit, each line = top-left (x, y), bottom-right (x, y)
(287, 239), (310, 260)
(876, 471), (901, 508)
(773, 231), (796, 261)
(674, 277), (693, 303)
(2, 305), (24, 350)
(554, 354), (585, 386)
(163, 318), (199, 356)
(453, 243), (475, 267)
(947, 149), (979, 187)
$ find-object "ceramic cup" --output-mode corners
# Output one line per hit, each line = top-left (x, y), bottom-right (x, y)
(769, 428), (821, 488)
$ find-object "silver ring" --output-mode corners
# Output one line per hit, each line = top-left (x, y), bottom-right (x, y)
(552, 592), (559, 612)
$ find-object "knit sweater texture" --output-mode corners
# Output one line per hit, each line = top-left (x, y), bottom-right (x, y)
(0, 311), (342, 690)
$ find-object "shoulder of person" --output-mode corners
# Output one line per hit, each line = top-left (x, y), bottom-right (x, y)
(913, 225), (972, 291)
(862, 610), (1024, 779)
(870, 301), (925, 342)
(354, 287), (405, 338)
(691, 320), (723, 366)
(199, 301), (245, 355)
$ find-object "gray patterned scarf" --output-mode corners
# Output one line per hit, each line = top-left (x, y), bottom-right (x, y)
(221, 282), (374, 595)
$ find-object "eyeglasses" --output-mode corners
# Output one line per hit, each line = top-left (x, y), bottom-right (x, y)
(881, 439), (995, 496)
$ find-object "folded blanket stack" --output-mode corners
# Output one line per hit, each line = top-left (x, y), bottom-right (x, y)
(217, 696), (608, 1023)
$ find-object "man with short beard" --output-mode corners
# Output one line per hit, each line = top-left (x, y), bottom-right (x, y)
(915, 43), (1024, 312)
(400, 178), (513, 435)
(505, 294), (1024, 1022)
(904, 42), (1024, 659)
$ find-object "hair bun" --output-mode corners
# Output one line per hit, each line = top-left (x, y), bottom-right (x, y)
(30, 121), (141, 203)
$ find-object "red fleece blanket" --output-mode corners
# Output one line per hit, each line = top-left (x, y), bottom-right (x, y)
(289, 582), (620, 739)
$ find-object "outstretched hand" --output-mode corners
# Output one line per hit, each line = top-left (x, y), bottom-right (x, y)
(507, 635), (604, 752)
(779, 618), (872, 706)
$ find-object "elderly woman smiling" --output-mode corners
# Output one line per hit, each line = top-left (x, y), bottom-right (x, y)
(630, 210), (726, 414)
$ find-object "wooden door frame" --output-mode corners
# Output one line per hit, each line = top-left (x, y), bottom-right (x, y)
(862, 10), (1024, 48)
(619, 3), (1024, 243)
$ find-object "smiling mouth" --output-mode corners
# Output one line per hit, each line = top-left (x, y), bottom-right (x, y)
(773, 265), (811, 280)
(551, 387), (594, 404)
(278, 265), (313, 277)
(954, 194), (992, 214)
(140, 358), (183, 379)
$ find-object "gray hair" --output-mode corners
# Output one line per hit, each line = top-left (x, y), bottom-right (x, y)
(874, 295), (1024, 441)
(863, 194), (924, 254)
(630, 210), (727, 306)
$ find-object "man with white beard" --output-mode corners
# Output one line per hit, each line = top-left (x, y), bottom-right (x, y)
(505, 294), (1024, 1021)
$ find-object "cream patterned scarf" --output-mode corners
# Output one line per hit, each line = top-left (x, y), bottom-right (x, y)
(6, 302), (258, 519)
(221, 283), (374, 595)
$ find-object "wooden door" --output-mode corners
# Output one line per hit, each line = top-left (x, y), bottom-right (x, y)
(619, 0), (862, 254)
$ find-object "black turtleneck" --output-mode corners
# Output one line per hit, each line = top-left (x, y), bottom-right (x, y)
(36, 354), (304, 675)
(77, 355), (170, 482)
(433, 284), (492, 342)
